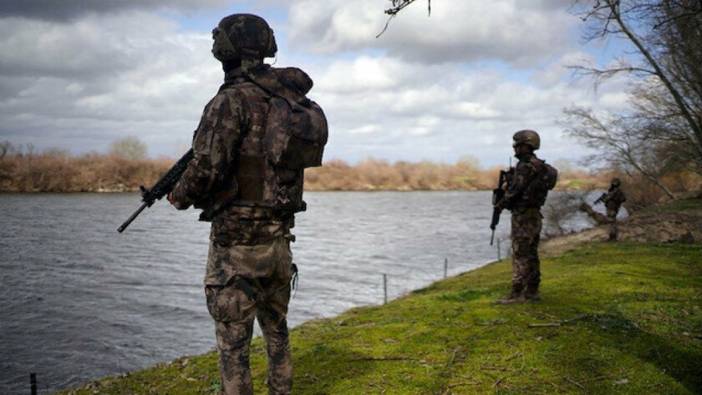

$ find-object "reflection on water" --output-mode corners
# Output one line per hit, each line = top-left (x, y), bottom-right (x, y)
(0, 191), (589, 393)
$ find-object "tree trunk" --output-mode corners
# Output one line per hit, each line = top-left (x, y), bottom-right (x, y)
(579, 203), (611, 225)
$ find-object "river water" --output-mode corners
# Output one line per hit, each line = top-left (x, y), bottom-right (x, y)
(0, 191), (593, 393)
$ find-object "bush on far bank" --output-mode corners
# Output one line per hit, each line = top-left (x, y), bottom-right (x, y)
(0, 144), (171, 193)
(0, 141), (607, 193)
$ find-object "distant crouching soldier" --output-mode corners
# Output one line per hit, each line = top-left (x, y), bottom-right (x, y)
(494, 130), (557, 304)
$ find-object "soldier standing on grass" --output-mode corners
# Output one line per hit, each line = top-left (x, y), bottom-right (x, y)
(494, 130), (557, 304)
(167, 14), (327, 395)
(597, 178), (626, 241)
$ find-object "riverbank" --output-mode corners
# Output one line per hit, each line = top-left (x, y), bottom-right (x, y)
(542, 197), (702, 257)
(60, 200), (702, 394)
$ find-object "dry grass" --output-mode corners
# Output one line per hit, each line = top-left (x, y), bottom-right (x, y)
(0, 150), (171, 192)
(0, 144), (607, 193)
(305, 158), (603, 191)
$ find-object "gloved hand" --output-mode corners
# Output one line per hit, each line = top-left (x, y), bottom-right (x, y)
(167, 192), (190, 210)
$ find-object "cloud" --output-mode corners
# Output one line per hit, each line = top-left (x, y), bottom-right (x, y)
(0, 1), (634, 167)
(0, 14), (181, 79)
(0, 0), (228, 21)
(304, 52), (631, 164)
(0, 11), (221, 155)
(288, 0), (576, 65)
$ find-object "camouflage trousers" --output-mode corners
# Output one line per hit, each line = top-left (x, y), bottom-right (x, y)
(607, 207), (619, 241)
(511, 208), (542, 295)
(205, 237), (294, 395)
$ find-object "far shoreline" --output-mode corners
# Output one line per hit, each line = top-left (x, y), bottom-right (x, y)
(2, 187), (599, 194)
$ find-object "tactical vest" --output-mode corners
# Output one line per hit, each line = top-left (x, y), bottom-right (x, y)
(605, 187), (626, 209)
(214, 71), (327, 217)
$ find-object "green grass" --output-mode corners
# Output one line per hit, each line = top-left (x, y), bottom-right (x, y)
(639, 197), (702, 214)
(63, 242), (702, 394)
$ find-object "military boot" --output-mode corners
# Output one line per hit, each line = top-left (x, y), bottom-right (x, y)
(495, 286), (525, 305)
(524, 290), (540, 302)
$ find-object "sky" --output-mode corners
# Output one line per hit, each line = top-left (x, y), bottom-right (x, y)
(0, 0), (634, 167)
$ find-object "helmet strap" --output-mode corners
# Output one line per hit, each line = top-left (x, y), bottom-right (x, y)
(222, 58), (242, 73)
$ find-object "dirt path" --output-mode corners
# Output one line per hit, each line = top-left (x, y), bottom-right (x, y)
(542, 198), (702, 257)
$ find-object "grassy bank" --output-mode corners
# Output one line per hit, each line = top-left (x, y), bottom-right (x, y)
(62, 241), (702, 394)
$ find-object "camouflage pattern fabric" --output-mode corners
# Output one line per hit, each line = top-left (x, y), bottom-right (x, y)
(502, 152), (549, 298)
(607, 207), (619, 241)
(170, 69), (268, 212)
(511, 208), (542, 295)
(604, 186), (626, 241)
(604, 186), (626, 214)
(170, 65), (310, 394)
(502, 153), (546, 209)
(206, 236), (293, 395)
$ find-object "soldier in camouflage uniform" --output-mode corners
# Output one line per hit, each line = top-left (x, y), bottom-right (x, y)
(601, 178), (626, 241)
(167, 14), (326, 395)
(495, 130), (555, 304)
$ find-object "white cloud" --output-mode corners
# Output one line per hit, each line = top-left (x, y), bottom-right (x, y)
(0, 11), (220, 155)
(305, 52), (632, 164)
(0, 0), (228, 21)
(288, 0), (576, 65)
(0, 1), (638, 167)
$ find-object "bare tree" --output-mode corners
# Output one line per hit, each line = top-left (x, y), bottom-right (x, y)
(377, 0), (431, 37)
(571, 0), (702, 170)
(0, 141), (11, 159)
(562, 107), (676, 198)
(384, 0), (431, 16)
(110, 136), (148, 161)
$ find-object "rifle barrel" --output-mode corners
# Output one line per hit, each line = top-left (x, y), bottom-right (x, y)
(117, 202), (149, 233)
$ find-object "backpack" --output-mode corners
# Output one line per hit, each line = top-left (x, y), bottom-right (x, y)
(263, 94), (328, 170)
(539, 161), (558, 191)
(220, 67), (328, 214)
(524, 159), (558, 207)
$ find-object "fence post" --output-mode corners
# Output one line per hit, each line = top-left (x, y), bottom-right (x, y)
(497, 238), (502, 261)
(383, 274), (388, 304)
(443, 258), (448, 278)
(30, 373), (37, 395)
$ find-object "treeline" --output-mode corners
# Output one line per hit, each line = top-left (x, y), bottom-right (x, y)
(305, 158), (601, 191)
(0, 143), (604, 193)
(0, 145), (172, 193)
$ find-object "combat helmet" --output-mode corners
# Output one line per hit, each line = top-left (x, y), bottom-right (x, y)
(212, 14), (277, 62)
(512, 129), (540, 150)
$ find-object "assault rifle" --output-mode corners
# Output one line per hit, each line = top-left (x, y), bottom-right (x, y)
(117, 149), (194, 233)
(594, 192), (607, 205)
(490, 168), (513, 245)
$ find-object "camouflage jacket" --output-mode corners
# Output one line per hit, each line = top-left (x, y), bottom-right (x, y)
(172, 68), (311, 223)
(503, 153), (545, 211)
(170, 66), (315, 285)
(604, 186), (626, 210)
